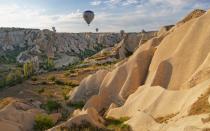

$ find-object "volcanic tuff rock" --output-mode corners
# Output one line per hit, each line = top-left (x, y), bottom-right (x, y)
(57, 9), (210, 131)
(0, 28), (122, 68)
(0, 28), (158, 69)
(0, 97), (44, 131)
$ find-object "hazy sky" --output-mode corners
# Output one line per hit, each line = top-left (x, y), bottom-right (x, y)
(0, 0), (209, 32)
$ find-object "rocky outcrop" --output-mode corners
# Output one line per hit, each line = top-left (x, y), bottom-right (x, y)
(60, 9), (210, 131)
(177, 9), (206, 25)
(69, 70), (108, 104)
(117, 31), (157, 59)
(48, 108), (105, 131)
(0, 28), (122, 69)
(0, 97), (43, 131)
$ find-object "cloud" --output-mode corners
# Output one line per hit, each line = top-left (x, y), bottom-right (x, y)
(0, 4), (53, 29)
(122, 0), (139, 6)
(0, 0), (209, 32)
(90, 0), (102, 6)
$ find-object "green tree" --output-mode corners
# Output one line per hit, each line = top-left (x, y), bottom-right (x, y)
(47, 58), (54, 70)
(5, 72), (15, 86)
(23, 61), (34, 78)
(0, 77), (5, 88)
(14, 69), (22, 83)
(23, 62), (29, 78)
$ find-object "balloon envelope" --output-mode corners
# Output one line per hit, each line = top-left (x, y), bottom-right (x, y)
(83, 10), (94, 25)
(96, 28), (99, 32)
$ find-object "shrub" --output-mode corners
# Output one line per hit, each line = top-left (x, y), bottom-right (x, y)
(48, 76), (56, 81)
(34, 114), (54, 131)
(41, 81), (48, 85)
(31, 76), (38, 81)
(64, 81), (79, 87)
(41, 100), (61, 113)
(55, 79), (65, 85)
(59, 120), (108, 131)
(68, 101), (85, 109)
(23, 61), (34, 78)
(38, 88), (44, 94)
(105, 117), (131, 131)
(64, 72), (70, 77)
(5, 69), (22, 87)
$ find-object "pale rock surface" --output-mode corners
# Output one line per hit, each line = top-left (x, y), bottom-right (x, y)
(62, 9), (210, 131)
(0, 97), (43, 131)
(48, 108), (105, 131)
(0, 28), (122, 69)
(69, 70), (109, 104)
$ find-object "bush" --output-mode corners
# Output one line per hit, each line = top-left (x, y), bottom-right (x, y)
(60, 120), (108, 131)
(5, 69), (22, 87)
(41, 100), (61, 113)
(38, 88), (44, 94)
(65, 81), (79, 87)
(34, 114), (54, 131)
(105, 117), (131, 131)
(64, 72), (70, 77)
(54, 79), (65, 85)
(31, 76), (38, 81)
(48, 76), (56, 81)
(41, 81), (48, 85)
(68, 101), (85, 109)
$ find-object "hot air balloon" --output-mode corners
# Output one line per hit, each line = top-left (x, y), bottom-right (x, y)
(96, 28), (99, 32)
(83, 10), (94, 26)
(120, 30), (125, 37)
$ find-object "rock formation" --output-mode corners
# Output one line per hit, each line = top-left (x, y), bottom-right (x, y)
(60, 9), (210, 131)
(0, 97), (44, 131)
(0, 28), (122, 69)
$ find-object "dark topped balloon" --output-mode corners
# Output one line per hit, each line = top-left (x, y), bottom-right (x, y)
(83, 10), (95, 26)
(96, 28), (99, 32)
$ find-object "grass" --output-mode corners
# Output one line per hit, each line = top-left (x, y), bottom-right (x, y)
(41, 81), (48, 85)
(68, 101), (85, 109)
(0, 98), (14, 109)
(105, 117), (132, 131)
(31, 76), (38, 81)
(62, 87), (72, 100)
(37, 88), (45, 94)
(41, 100), (61, 113)
(48, 76), (56, 81)
(58, 120), (108, 131)
(64, 72), (70, 77)
(54, 79), (79, 87)
(34, 114), (54, 131)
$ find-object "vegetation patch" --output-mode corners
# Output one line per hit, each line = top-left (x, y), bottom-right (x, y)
(155, 113), (178, 123)
(68, 101), (85, 109)
(48, 76), (56, 81)
(62, 87), (71, 100)
(189, 87), (210, 115)
(0, 68), (23, 88)
(54, 79), (79, 87)
(0, 98), (14, 109)
(41, 100), (61, 113)
(31, 76), (38, 81)
(34, 114), (54, 131)
(105, 117), (132, 131)
(59, 121), (108, 131)
(37, 88), (45, 94)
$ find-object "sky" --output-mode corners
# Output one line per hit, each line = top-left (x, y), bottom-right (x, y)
(0, 0), (209, 32)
